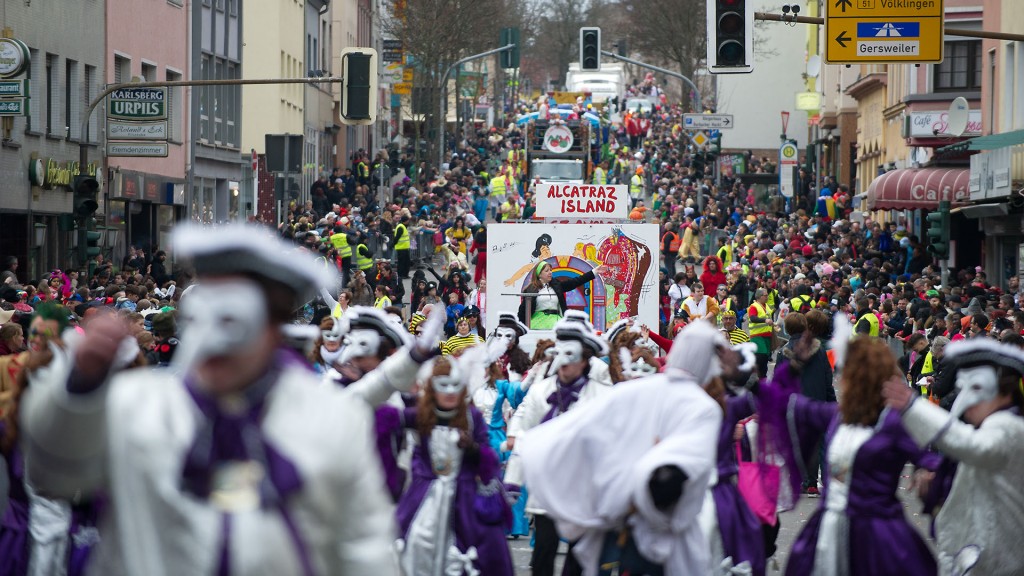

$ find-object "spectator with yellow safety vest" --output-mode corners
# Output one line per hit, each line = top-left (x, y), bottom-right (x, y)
(747, 288), (775, 378)
(592, 161), (608, 186)
(330, 216), (356, 286)
(394, 215), (411, 279)
(854, 297), (880, 337)
(489, 167), (517, 220)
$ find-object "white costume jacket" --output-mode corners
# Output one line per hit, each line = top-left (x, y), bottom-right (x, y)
(902, 400), (1024, 576)
(21, 342), (424, 576)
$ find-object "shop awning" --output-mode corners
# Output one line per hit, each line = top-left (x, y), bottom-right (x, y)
(937, 128), (1024, 155)
(866, 168), (970, 211)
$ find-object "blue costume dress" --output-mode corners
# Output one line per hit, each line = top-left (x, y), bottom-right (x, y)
(478, 379), (530, 537)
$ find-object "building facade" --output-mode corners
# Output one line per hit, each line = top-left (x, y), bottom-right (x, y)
(0, 1), (105, 284)
(190, 0), (244, 224)
(106, 0), (190, 260)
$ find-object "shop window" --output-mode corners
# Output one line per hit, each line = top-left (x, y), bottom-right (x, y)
(934, 40), (981, 92)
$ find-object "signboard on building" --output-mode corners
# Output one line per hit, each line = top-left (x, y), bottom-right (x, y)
(106, 141), (170, 158)
(824, 0), (944, 64)
(0, 97), (28, 116)
(107, 87), (168, 121)
(969, 147), (1012, 201)
(535, 183), (629, 219)
(382, 39), (403, 63)
(107, 120), (168, 141)
(0, 38), (30, 78)
(906, 109), (983, 138)
(28, 157), (100, 189)
(0, 79), (28, 97)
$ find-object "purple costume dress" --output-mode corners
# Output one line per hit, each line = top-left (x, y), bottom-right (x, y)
(0, 427), (29, 576)
(760, 363), (938, 576)
(706, 394), (766, 575)
(395, 406), (514, 576)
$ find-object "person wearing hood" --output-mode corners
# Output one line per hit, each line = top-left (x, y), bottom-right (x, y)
(515, 320), (724, 575)
(884, 339), (1024, 576)
(700, 254), (727, 296)
(504, 318), (615, 576)
(20, 225), (443, 575)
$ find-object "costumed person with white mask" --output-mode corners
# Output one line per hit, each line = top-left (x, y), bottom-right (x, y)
(757, 326), (939, 576)
(491, 311), (532, 383)
(322, 305), (447, 502)
(504, 317), (614, 576)
(883, 339), (1024, 576)
(20, 224), (410, 575)
(515, 320), (724, 576)
(310, 316), (343, 373)
(393, 346), (515, 576)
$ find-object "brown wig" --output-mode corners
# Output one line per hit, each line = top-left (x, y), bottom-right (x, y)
(416, 357), (471, 441)
(608, 332), (642, 384)
(840, 338), (897, 426)
(309, 316), (336, 365)
(531, 339), (555, 364)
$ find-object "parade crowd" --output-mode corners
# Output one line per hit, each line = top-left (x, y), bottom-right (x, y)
(1, 79), (1023, 576)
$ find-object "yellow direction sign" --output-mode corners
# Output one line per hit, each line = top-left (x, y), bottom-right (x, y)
(691, 131), (708, 147)
(825, 0), (944, 64)
(393, 82), (412, 95)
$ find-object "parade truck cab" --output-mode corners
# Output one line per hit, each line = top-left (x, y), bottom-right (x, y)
(527, 119), (592, 185)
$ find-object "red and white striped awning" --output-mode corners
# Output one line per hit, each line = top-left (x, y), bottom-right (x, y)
(866, 168), (969, 211)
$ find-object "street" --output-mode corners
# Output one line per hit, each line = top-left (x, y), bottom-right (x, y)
(509, 464), (932, 574)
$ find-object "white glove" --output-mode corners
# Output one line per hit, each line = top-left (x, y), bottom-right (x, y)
(415, 304), (446, 355)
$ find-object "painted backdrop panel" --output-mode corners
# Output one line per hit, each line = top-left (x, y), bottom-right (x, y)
(486, 223), (660, 334)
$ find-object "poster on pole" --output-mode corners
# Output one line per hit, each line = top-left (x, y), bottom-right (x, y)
(486, 223), (659, 335)
(534, 183), (629, 219)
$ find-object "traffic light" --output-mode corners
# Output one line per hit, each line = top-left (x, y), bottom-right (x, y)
(580, 27), (601, 71)
(340, 47), (378, 125)
(691, 152), (706, 180)
(73, 175), (99, 218)
(500, 27), (521, 69)
(926, 200), (951, 259)
(84, 218), (102, 258)
(708, 134), (722, 159)
(707, 0), (754, 74)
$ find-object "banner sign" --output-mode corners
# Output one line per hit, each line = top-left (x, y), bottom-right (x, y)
(535, 183), (629, 219)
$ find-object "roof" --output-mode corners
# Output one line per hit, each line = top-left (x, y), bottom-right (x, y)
(937, 128), (1024, 155)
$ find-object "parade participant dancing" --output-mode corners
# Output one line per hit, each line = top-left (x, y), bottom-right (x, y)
(21, 225), (407, 575)
(884, 339), (1024, 576)
(324, 304), (446, 501)
(758, 330), (938, 576)
(515, 320), (725, 576)
(395, 353), (514, 576)
(504, 317), (615, 576)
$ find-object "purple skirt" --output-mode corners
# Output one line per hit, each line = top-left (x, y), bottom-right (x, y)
(0, 499), (29, 576)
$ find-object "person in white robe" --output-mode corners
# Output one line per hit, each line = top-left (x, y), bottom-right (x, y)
(884, 338), (1024, 576)
(20, 224), (444, 576)
(515, 320), (725, 576)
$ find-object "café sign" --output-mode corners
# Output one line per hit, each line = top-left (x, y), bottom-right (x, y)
(29, 157), (100, 189)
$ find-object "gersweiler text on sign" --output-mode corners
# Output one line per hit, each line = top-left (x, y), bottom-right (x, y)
(535, 183), (629, 220)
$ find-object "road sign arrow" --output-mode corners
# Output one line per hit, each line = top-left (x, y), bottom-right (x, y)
(723, 118), (730, 125)
(835, 30), (851, 48)
(835, 0), (852, 13)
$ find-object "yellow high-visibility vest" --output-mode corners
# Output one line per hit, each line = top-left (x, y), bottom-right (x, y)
(356, 244), (374, 270)
(330, 230), (352, 258)
(394, 223), (410, 250)
(749, 302), (773, 337)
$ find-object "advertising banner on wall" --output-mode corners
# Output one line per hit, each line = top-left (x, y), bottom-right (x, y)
(486, 223), (660, 335)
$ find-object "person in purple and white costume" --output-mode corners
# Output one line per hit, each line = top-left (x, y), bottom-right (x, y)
(20, 224), (441, 576)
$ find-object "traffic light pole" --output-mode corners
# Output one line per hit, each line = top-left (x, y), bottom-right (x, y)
(436, 44), (516, 171)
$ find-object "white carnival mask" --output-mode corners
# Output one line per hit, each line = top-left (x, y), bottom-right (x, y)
(338, 329), (382, 365)
(431, 362), (467, 394)
(494, 327), (517, 348)
(321, 321), (343, 343)
(547, 340), (584, 374)
(624, 357), (658, 379)
(950, 365), (999, 419)
(173, 279), (268, 371)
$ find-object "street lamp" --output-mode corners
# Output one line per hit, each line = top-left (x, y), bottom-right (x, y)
(34, 222), (47, 247)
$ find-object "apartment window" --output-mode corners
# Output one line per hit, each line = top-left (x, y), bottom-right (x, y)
(213, 59), (223, 145)
(166, 69), (182, 141)
(113, 54), (130, 85)
(215, 0), (225, 11)
(46, 54), (57, 136)
(226, 62), (238, 147)
(935, 40), (981, 91)
(26, 48), (41, 133)
(84, 65), (97, 142)
(65, 60), (79, 139)
(199, 55), (209, 142)
(228, 0), (238, 15)
(141, 62), (157, 83)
